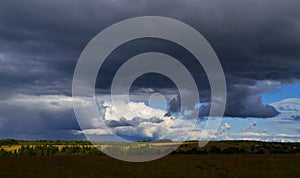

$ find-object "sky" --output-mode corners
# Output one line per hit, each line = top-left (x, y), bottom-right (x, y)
(0, 0), (300, 142)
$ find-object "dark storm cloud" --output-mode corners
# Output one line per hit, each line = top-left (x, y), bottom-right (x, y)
(291, 115), (300, 121)
(0, 94), (83, 139)
(0, 0), (300, 139)
(107, 118), (133, 128)
(224, 85), (279, 118)
(1, 0), (300, 88)
(166, 95), (181, 115)
(167, 85), (280, 118)
(106, 117), (163, 128)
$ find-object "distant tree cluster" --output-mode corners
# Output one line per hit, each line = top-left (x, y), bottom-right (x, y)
(0, 145), (103, 156)
(0, 139), (18, 146)
(173, 143), (300, 154)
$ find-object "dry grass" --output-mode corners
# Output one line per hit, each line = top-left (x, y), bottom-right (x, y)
(0, 145), (21, 152)
(0, 145), (95, 152)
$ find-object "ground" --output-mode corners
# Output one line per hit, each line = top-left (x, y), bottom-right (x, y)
(0, 154), (299, 178)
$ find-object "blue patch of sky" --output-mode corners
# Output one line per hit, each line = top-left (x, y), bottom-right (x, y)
(262, 82), (300, 104)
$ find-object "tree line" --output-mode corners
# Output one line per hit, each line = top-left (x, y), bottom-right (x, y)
(0, 139), (300, 156)
(173, 144), (300, 154)
(0, 145), (103, 156)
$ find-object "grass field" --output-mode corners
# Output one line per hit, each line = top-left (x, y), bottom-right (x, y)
(0, 154), (299, 178)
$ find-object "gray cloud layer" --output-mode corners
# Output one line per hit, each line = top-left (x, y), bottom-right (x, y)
(0, 0), (300, 139)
